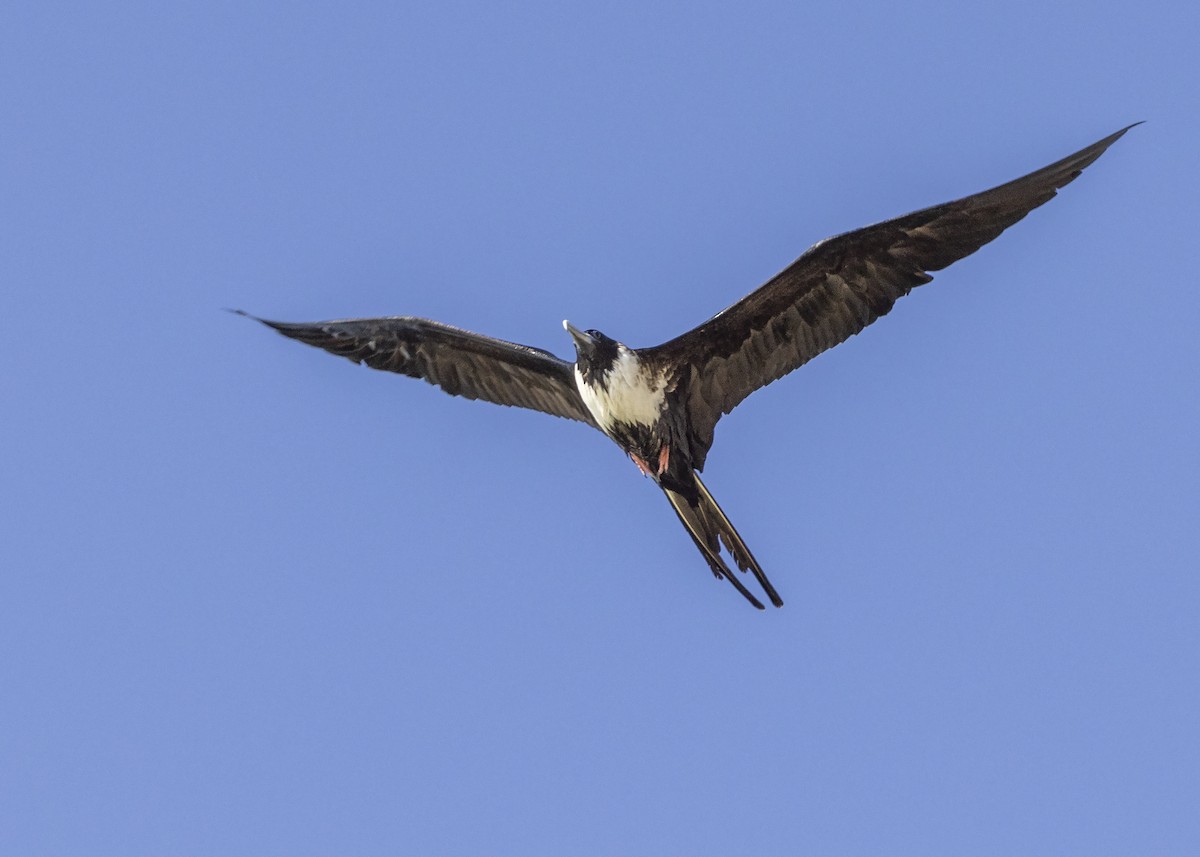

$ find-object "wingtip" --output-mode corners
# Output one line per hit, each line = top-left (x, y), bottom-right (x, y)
(1111, 121), (1145, 141)
(226, 309), (287, 332)
(225, 308), (264, 323)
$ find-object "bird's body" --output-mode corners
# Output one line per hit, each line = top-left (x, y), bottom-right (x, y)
(572, 342), (668, 447)
(569, 338), (678, 483)
(238, 125), (1136, 610)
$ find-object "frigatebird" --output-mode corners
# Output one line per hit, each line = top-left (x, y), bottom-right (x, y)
(238, 125), (1135, 610)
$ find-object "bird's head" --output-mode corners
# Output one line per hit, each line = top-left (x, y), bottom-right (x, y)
(563, 320), (621, 383)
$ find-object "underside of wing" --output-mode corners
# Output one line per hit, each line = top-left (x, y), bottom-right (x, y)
(643, 125), (1137, 468)
(238, 312), (596, 425)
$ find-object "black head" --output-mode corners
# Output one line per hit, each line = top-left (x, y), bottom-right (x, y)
(563, 320), (620, 383)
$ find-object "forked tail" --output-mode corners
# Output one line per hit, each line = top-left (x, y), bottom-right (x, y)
(663, 473), (784, 610)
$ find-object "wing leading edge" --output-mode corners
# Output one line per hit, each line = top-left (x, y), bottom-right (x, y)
(236, 311), (595, 425)
(644, 124), (1138, 469)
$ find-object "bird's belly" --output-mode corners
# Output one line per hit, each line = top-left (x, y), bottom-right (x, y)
(577, 383), (665, 433)
(575, 360), (667, 434)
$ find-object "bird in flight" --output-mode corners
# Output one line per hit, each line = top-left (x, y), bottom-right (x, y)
(238, 125), (1135, 610)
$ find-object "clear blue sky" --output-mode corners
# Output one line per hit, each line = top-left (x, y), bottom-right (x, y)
(3, 1), (1197, 854)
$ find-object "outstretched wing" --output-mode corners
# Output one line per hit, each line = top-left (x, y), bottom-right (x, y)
(644, 125), (1137, 468)
(238, 312), (595, 425)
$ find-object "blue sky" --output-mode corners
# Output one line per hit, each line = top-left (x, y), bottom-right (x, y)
(3, 1), (1198, 854)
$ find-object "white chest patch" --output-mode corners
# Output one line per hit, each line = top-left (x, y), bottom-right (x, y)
(575, 347), (667, 432)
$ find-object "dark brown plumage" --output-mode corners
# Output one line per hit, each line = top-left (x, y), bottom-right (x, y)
(644, 124), (1138, 469)
(239, 125), (1136, 609)
(233, 313), (595, 425)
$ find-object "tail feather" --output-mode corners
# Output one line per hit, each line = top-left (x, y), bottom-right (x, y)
(663, 473), (783, 609)
(692, 474), (784, 608)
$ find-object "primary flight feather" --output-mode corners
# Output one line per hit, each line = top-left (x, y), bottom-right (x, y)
(239, 124), (1136, 609)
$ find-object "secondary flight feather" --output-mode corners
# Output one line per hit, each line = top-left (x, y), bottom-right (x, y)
(238, 125), (1136, 609)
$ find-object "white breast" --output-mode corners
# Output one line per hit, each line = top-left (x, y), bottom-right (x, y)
(575, 347), (667, 432)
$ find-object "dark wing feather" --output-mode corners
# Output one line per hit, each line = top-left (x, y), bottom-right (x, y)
(644, 125), (1137, 467)
(238, 312), (595, 425)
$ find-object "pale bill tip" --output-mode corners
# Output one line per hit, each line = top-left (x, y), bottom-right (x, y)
(562, 319), (570, 331)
